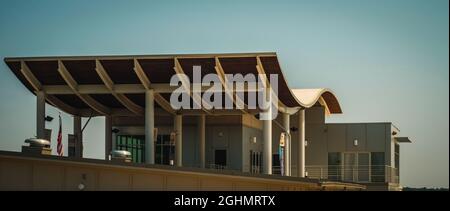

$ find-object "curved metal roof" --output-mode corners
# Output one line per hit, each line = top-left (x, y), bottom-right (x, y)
(291, 88), (342, 114)
(4, 53), (342, 117)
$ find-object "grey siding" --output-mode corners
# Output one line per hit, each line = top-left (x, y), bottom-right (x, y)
(242, 126), (263, 172)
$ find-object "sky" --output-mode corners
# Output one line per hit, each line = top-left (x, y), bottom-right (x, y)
(0, 0), (448, 188)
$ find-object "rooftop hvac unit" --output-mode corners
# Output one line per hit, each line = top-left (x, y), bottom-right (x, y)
(110, 150), (132, 163)
(22, 138), (51, 156)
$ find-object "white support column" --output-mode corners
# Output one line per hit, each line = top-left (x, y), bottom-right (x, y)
(263, 117), (272, 175)
(262, 87), (273, 175)
(74, 116), (83, 158)
(36, 91), (46, 139)
(198, 115), (206, 168)
(112, 130), (117, 151)
(298, 109), (306, 177)
(105, 116), (112, 160)
(282, 113), (291, 176)
(174, 115), (183, 167)
(145, 90), (155, 164)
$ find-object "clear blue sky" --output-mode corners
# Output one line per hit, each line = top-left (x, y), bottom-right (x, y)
(0, 0), (448, 188)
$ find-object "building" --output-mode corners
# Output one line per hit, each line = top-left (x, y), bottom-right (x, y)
(1, 53), (410, 191)
(292, 106), (411, 190)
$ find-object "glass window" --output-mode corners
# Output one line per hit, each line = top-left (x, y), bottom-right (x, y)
(358, 153), (370, 182)
(249, 151), (262, 174)
(328, 152), (342, 181)
(371, 152), (385, 182)
(272, 154), (281, 175)
(115, 135), (145, 163)
(214, 150), (227, 169)
(343, 153), (356, 182)
(154, 134), (174, 165)
(395, 144), (400, 169)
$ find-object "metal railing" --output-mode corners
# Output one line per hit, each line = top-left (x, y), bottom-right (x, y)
(272, 166), (282, 175)
(207, 164), (227, 170)
(304, 165), (399, 184)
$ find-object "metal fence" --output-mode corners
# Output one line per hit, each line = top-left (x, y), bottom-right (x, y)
(208, 164), (227, 170)
(305, 165), (399, 184)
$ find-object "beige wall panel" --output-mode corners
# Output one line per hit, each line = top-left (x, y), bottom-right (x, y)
(65, 167), (97, 191)
(33, 164), (64, 191)
(166, 175), (198, 191)
(305, 124), (327, 165)
(233, 181), (267, 191)
(200, 178), (233, 191)
(132, 173), (165, 191)
(305, 107), (325, 124)
(98, 170), (130, 190)
(346, 124), (367, 152)
(327, 124), (347, 152)
(366, 124), (387, 152)
(0, 160), (33, 190)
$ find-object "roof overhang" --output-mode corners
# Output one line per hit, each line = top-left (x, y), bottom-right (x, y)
(395, 137), (412, 143)
(4, 53), (342, 117)
(291, 88), (342, 115)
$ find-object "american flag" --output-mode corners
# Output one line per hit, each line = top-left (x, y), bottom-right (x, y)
(57, 114), (63, 156)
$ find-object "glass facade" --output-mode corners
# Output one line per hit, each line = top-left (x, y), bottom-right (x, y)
(326, 152), (387, 183)
(155, 134), (174, 165)
(116, 135), (145, 163)
(370, 152), (385, 182)
(328, 152), (342, 181)
(115, 134), (174, 165)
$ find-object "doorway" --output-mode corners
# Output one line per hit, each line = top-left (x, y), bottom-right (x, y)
(343, 153), (356, 182)
(214, 149), (227, 169)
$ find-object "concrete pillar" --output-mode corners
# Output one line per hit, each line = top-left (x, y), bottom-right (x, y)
(263, 117), (272, 175)
(174, 115), (183, 167)
(112, 129), (117, 151)
(145, 90), (155, 164)
(282, 113), (291, 176)
(262, 88), (273, 175)
(105, 116), (112, 160)
(36, 91), (46, 139)
(298, 109), (306, 177)
(198, 115), (206, 168)
(74, 116), (83, 158)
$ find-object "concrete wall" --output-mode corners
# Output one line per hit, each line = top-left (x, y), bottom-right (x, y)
(206, 125), (242, 170)
(327, 123), (392, 152)
(114, 116), (244, 170)
(242, 125), (263, 172)
(308, 122), (393, 167)
(112, 107), (398, 178)
(0, 152), (366, 191)
(305, 124), (328, 166)
(285, 106), (395, 169)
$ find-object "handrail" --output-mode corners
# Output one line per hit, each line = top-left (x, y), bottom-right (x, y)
(301, 165), (399, 184)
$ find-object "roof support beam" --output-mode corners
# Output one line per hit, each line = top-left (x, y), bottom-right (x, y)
(214, 57), (248, 114)
(134, 59), (151, 89)
(41, 83), (260, 95)
(256, 56), (290, 113)
(95, 60), (144, 115)
(20, 61), (42, 91)
(46, 94), (80, 115)
(76, 107), (245, 117)
(20, 61), (81, 116)
(134, 59), (176, 115)
(318, 97), (331, 115)
(58, 60), (111, 115)
(256, 57), (305, 113)
(174, 58), (212, 115)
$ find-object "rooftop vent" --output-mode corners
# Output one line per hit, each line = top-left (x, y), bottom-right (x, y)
(22, 138), (52, 156)
(110, 150), (132, 163)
